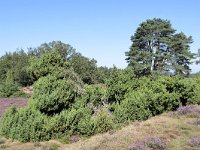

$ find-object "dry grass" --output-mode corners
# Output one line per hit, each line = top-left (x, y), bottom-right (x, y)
(1, 105), (200, 150)
(0, 140), (63, 150)
(63, 114), (178, 150)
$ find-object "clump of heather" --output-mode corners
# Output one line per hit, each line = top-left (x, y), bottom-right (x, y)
(129, 137), (166, 150)
(188, 136), (200, 147)
(129, 141), (146, 150)
(144, 137), (166, 150)
(0, 98), (27, 117)
(69, 136), (80, 143)
(177, 105), (194, 115)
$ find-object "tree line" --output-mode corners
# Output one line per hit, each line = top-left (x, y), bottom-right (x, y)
(0, 19), (199, 89)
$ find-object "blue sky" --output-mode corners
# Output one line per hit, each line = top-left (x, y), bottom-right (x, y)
(0, 0), (200, 72)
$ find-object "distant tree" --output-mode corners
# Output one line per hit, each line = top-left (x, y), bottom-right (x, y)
(28, 41), (76, 60)
(0, 50), (31, 86)
(125, 18), (194, 77)
(69, 53), (98, 84)
(95, 66), (110, 84)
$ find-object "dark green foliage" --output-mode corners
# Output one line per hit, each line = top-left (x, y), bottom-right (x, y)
(94, 109), (114, 133)
(113, 75), (200, 123)
(126, 18), (194, 77)
(106, 67), (135, 103)
(177, 77), (200, 105)
(170, 33), (194, 76)
(138, 77), (180, 114)
(0, 83), (18, 97)
(0, 107), (48, 142)
(28, 51), (69, 81)
(113, 91), (151, 123)
(72, 84), (108, 113)
(45, 108), (94, 137)
(95, 66), (110, 84)
(30, 75), (77, 115)
(69, 53), (98, 84)
(9, 90), (27, 97)
(28, 41), (76, 60)
(83, 84), (108, 109)
(0, 50), (31, 86)
(158, 75), (200, 105)
(0, 38), (199, 143)
(0, 70), (19, 97)
(0, 83), (26, 97)
(77, 115), (95, 136)
(63, 108), (92, 135)
(0, 68), (27, 97)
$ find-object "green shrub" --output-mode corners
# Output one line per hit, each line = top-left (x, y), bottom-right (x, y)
(84, 84), (108, 107)
(77, 115), (95, 136)
(46, 107), (93, 137)
(141, 80), (180, 115)
(0, 83), (19, 97)
(0, 59), (28, 98)
(178, 77), (200, 105)
(0, 107), (49, 142)
(65, 108), (93, 135)
(29, 75), (77, 115)
(94, 109), (114, 133)
(158, 75), (200, 105)
(10, 90), (28, 97)
(106, 67), (136, 103)
(73, 84), (108, 111)
(28, 51), (69, 81)
(113, 91), (151, 123)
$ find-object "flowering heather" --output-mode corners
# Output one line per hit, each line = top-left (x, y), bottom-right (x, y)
(177, 105), (194, 115)
(144, 137), (166, 150)
(129, 141), (146, 150)
(129, 137), (166, 150)
(0, 98), (27, 118)
(69, 136), (80, 143)
(188, 136), (200, 147)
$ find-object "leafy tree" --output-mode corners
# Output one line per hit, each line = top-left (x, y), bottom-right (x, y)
(95, 66), (110, 84)
(69, 53), (110, 84)
(28, 41), (76, 60)
(0, 50), (31, 86)
(0, 64), (27, 97)
(125, 18), (194, 77)
(69, 53), (98, 84)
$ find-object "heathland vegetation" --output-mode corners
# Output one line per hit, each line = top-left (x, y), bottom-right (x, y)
(0, 18), (200, 149)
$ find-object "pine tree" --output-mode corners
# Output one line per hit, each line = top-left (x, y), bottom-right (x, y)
(170, 33), (194, 76)
(125, 18), (194, 77)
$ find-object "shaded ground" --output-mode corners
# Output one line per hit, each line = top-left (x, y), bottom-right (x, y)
(0, 98), (28, 118)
